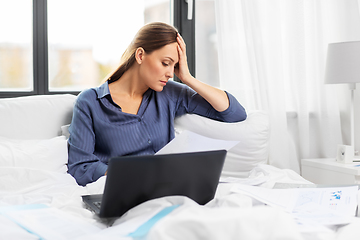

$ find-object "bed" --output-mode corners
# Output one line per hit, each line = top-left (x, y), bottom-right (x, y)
(0, 94), (359, 240)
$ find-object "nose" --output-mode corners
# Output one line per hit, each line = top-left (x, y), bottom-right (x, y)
(166, 68), (174, 79)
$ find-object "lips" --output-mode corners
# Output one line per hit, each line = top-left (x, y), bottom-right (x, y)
(160, 80), (167, 86)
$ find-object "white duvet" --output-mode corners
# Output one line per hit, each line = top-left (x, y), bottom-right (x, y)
(1, 163), (360, 240)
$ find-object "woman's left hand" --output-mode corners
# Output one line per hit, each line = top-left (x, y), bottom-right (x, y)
(174, 33), (193, 83)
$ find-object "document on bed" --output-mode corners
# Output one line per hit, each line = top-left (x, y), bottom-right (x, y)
(231, 185), (359, 226)
(0, 204), (103, 239)
(156, 130), (239, 155)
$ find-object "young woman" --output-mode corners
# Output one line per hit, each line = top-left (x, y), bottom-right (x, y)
(67, 22), (247, 186)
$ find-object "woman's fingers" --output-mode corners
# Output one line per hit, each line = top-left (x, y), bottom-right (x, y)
(177, 34), (186, 50)
(175, 33), (191, 82)
(177, 34), (187, 63)
(177, 44), (182, 54)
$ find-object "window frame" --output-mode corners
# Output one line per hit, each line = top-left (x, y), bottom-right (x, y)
(0, 0), (195, 98)
(173, 0), (195, 82)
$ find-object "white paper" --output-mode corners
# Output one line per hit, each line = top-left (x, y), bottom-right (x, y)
(230, 185), (359, 226)
(231, 184), (298, 212)
(1, 204), (102, 240)
(219, 176), (269, 186)
(156, 130), (239, 155)
(293, 187), (358, 216)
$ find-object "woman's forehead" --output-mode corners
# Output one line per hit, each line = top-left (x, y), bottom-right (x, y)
(153, 42), (179, 62)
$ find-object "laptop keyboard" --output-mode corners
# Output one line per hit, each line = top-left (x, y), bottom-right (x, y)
(93, 201), (102, 210)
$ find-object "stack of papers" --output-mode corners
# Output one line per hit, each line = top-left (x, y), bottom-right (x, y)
(231, 184), (359, 227)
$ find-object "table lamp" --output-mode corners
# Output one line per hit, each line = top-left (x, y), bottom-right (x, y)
(324, 41), (360, 163)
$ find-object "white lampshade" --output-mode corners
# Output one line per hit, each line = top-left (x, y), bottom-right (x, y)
(325, 41), (360, 84)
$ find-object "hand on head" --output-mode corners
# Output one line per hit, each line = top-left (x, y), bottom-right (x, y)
(174, 33), (192, 83)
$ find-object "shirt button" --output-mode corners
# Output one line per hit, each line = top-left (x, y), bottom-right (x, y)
(138, 118), (141, 122)
(148, 139), (151, 144)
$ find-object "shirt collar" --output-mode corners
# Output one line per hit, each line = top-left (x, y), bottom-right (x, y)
(95, 80), (153, 101)
(96, 81), (110, 99)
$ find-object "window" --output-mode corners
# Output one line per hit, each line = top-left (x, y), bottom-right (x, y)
(195, 0), (219, 87)
(0, 0), (33, 92)
(48, 0), (172, 92)
(1, 0), (194, 97)
(47, 0), (173, 91)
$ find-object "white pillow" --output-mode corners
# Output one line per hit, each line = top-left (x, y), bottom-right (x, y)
(61, 124), (70, 139)
(174, 111), (270, 177)
(0, 136), (68, 173)
(0, 94), (76, 139)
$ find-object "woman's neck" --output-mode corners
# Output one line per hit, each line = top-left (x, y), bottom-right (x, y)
(108, 67), (149, 115)
(110, 66), (148, 98)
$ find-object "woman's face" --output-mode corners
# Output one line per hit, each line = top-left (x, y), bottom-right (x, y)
(138, 42), (179, 92)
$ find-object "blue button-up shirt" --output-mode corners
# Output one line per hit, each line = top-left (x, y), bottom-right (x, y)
(67, 80), (246, 186)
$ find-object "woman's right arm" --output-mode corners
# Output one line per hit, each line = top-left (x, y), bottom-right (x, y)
(67, 93), (107, 186)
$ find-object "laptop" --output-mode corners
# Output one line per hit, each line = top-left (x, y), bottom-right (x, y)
(82, 150), (227, 219)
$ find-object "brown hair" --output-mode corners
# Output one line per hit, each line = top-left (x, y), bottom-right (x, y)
(105, 22), (178, 83)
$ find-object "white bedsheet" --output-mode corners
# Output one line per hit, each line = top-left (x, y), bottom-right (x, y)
(1, 164), (360, 240)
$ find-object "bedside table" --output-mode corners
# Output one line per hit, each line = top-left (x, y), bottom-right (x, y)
(301, 158), (360, 184)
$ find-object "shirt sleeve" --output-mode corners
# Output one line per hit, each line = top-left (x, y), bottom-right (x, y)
(67, 91), (108, 186)
(170, 81), (247, 122)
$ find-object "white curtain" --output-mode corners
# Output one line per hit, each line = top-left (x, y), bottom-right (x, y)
(214, 0), (360, 173)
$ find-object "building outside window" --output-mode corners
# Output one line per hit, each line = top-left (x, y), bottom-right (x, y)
(47, 0), (172, 91)
(0, 0), (33, 91)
